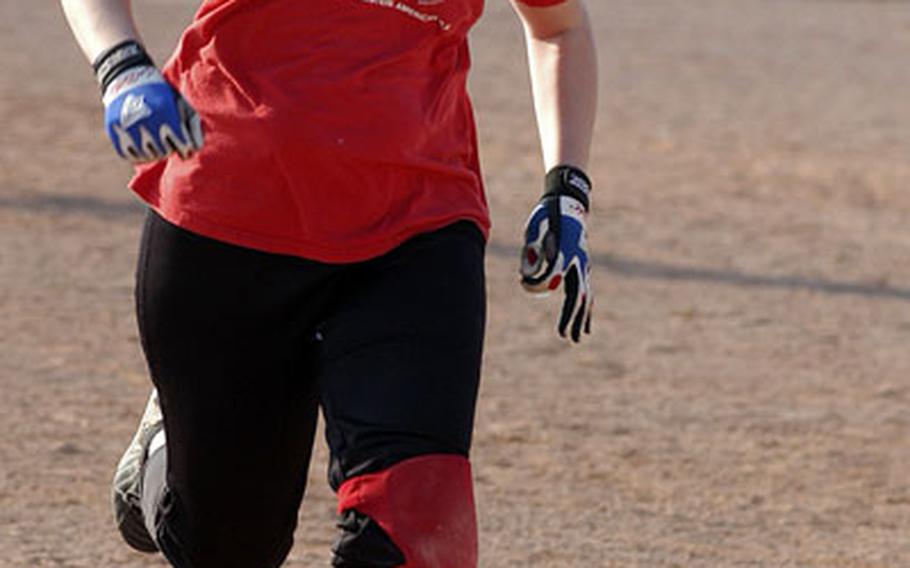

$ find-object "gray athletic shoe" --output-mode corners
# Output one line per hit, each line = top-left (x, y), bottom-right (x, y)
(111, 389), (164, 553)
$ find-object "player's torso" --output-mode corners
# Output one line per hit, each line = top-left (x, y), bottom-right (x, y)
(133, 0), (490, 262)
(170, 0), (484, 154)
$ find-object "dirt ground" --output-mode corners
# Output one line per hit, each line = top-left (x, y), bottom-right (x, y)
(2, 1), (909, 566)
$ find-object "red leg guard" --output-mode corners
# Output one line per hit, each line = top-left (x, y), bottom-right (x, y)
(336, 454), (478, 568)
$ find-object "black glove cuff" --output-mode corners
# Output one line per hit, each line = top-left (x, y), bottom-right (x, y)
(543, 165), (592, 212)
(93, 40), (155, 93)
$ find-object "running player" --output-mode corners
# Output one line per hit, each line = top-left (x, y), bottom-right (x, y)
(60, 0), (597, 566)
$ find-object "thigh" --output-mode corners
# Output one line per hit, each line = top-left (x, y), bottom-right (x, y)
(317, 222), (486, 488)
(136, 211), (338, 566)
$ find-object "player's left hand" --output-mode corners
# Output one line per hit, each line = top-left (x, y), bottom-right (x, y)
(520, 165), (593, 343)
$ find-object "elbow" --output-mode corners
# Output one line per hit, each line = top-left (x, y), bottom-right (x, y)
(518, 1), (591, 42)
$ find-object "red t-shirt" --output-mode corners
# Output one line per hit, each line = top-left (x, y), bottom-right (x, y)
(131, 0), (563, 262)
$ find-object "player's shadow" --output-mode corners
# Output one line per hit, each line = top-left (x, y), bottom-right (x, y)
(3, 194), (909, 302)
(0, 193), (143, 220)
(488, 241), (910, 302)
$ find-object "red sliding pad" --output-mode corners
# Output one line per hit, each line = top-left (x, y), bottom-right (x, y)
(337, 454), (477, 568)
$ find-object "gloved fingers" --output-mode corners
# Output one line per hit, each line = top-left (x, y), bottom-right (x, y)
(139, 126), (164, 161)
(111, 124), (162, 164)
(110, 123), (137, 161)
(154, 96), (203, 160)
(584, 294), (593, 335)
(558, 264), (580, 339)
(177, 96), (204, 152)
(574, 281), (593, 342)
(520, 238), (546, 281)
(520, 240), (561, 293)
(520, 201), (561, 292)
(113, 104), (203, 163)
(159, 126), (186, 159)
(558, 264), (592, 343)
(569, 294), (587, 342)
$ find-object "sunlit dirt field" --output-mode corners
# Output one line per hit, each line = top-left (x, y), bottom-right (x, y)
(1, 1), (909, 566)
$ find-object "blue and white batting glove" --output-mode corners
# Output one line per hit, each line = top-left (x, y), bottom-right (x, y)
(520, 165), (593, 343)
(94, 40), (202, 163)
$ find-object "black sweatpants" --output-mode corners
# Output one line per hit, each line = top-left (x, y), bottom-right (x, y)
(135, 210), (486, 567)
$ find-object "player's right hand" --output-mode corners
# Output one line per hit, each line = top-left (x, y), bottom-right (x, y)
(94, 40), (203, 163)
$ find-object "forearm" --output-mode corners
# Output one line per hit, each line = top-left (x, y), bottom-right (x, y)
(60, 0), (141, 63)
(522, 4), (598, 171)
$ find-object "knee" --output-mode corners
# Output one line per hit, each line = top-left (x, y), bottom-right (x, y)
(153, 489), (296, 568)
(332, 454), (478, 568)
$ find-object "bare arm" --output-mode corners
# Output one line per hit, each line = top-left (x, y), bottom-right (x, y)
(510, 0), (598, 171)
(60, 0), (142, 62)
(513, 0), (597, 342)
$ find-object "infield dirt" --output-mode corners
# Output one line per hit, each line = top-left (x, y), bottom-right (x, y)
(1, 1), (909, 566)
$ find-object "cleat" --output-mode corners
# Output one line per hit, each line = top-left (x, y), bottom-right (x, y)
(111, 389), (164, 553)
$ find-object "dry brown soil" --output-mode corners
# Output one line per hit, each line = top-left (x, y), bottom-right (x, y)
(2, 1), (909, 566)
